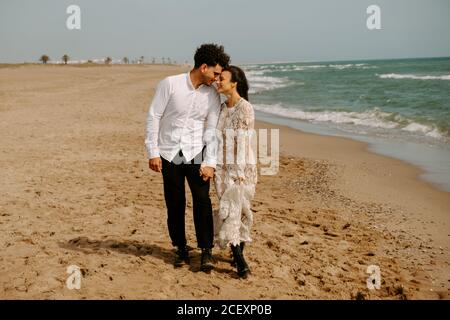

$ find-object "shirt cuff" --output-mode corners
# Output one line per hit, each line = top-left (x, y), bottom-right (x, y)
(148, 149), (160, 159)
(201, 161), (216, 169)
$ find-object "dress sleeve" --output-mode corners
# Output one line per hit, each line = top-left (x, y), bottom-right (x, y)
(236, 101), (255, 179)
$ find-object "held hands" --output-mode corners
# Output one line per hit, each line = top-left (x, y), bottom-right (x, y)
(149, 157), (162, 172)
(199, 166), (215, 182)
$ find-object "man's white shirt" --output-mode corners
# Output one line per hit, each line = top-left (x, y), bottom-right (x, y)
(145, 72), (221, 168)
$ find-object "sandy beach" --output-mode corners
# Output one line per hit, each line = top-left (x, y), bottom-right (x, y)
(0, 64), (448, 299)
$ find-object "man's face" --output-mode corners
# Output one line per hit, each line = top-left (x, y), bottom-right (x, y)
(200, 64), (223, 86)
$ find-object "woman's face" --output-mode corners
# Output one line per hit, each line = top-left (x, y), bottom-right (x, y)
(217, 70), (236, 95)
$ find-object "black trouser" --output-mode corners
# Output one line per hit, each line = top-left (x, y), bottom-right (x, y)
(161, 148), (213, 249)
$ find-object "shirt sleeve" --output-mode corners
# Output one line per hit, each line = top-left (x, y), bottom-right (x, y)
(202, 92), (221, 169)
(145, 78), (171, 159)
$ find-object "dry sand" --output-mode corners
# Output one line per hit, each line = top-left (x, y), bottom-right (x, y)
(0, 64), (448, 299)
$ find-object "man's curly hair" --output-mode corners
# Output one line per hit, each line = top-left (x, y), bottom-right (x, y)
(194, 43), (230, 69)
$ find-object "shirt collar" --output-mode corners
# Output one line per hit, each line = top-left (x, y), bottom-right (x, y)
(187, 71), (205, 91)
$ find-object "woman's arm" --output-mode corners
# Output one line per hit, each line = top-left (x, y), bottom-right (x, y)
(236, 102), (255, 181)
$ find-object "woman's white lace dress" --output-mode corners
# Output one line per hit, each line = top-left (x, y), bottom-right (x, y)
(213, 98), (257, 249)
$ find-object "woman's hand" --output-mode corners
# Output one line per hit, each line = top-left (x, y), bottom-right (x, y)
(199, 166), (215, 181)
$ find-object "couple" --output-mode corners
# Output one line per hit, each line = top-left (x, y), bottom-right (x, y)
(145, 44), (257, 278)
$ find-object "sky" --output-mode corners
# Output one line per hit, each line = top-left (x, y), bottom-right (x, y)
(1, 0), (450, 64)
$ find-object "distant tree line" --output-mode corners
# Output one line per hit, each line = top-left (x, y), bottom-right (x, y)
(39, 54), (183, 65)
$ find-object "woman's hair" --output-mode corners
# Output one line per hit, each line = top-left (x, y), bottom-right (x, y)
(224, 65), (249, 101)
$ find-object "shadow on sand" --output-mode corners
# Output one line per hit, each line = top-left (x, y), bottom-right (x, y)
(59, 236), (239, 276)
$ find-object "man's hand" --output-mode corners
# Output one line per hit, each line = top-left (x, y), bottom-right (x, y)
(149, 157), (162, 172)
(199, 166), (215, 181)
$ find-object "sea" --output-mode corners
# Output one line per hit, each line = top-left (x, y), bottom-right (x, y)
(243, 57), (450, 192)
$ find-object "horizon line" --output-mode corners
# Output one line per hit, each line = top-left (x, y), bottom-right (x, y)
(236, 55), (450, 66)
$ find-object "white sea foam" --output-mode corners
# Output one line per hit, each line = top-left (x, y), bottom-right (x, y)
(254, 104), (398, 128)
(402, 123), (444, 139)
(245, 69), (269, 76)
(327, 63), (365, 69)
(378, 73), (450, 80)
(253, 103), (446, 140)
(245, 63), (376, 74)
(246, 73), (292, 94)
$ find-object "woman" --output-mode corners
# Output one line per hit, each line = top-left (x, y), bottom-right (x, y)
(210, 65), (257, 278)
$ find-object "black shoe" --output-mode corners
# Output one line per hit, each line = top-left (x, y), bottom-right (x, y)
(230, 242), (246, 267)
(200, 248), (214, 273)
(231, 245), (250, 279)
(240, 242), (245, 254)
(174, 246), (190, 268)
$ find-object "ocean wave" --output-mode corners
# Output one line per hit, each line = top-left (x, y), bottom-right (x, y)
(246, 63), (376, 72)
(401, 123), (443, 139)
(246, 74), (292, 94)
(378, 73), (450, 80)
(326, 63), (372, 70)
(254, 104), (398, 128)
(253, 104), (446, 140)
(245, 70), (267, 76)
(299, 64), (377, 71)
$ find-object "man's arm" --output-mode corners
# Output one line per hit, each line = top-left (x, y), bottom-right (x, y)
(145, 78), (171, 171)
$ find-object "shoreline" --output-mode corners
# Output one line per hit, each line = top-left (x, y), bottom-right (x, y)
(254, 111), (450, 194)
(254, 118), (450, 243)
(254, 118), (450, 295)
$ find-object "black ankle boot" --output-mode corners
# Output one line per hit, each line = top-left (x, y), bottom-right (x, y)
(174, 246), (189, 268)
(200, 248), (214, 273)
(230, 245), (250, 278)
(230, 242), (246, 266)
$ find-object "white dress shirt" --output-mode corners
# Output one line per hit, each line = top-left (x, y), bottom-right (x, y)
(145, 72), (221, 168)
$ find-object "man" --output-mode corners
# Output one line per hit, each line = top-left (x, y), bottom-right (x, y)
(145, 44), (230, 272)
